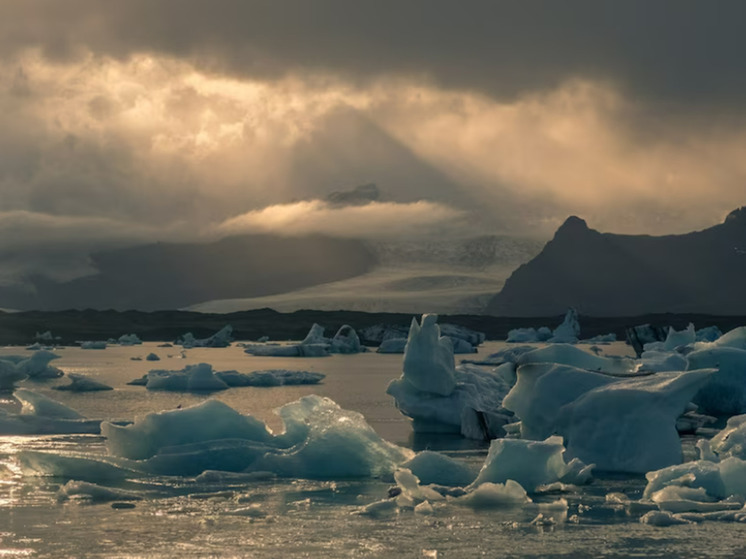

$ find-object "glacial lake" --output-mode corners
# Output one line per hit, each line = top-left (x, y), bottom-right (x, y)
(2, 341), (746, 558)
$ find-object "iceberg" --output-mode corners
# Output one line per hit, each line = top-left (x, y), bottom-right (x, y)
(17, 350), (64, 379)
(23, 396), (414, 480)
(506, 327), (552, 344)
(388, 315), (513, 438)
(145, 363), (229, 392)
(54, 373), (113, 392)
(503, 363), (617, 440)
(468, 436), (592, 493)
(117, 333), (142, 346)
(146, 352), (160, 361)
(0, 360), (27, 391)
(80, 341), (107, 350)
(711, 415), (746, 460)
(330, 325), (363, 354)
(0, 389), (100, 435)
(516, 344), (636, 375)
(214, 369), (325, 387)
(687, 347), (746, 414)
(547, 308), (581, 343)
(178, 325), (233, 348)
(455, 480), (532, 509)
(559, 370), (715, 473)
(376, 338), (408, 354)
(402, 451), (478, 487)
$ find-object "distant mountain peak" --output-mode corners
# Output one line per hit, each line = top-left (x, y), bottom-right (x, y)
(725, 206), (746, 225)
(554, 215), (589, 238)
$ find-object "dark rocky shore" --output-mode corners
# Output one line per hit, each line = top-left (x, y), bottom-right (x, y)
(1, 308), (745, 346)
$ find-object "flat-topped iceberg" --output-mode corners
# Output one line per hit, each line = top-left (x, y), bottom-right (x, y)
(215, 369), (325, 387)
(145, 363), (229, 392)
(516, 344), (636, 375)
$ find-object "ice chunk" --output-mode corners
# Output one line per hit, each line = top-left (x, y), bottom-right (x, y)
(639, 350), (689, 373)
(301, 323), (328, 345)
(455, 480), (531, 509)
(146, 353), (160, 361)
(243, 343), (330, 357)
(469, 436), (591, 492)
(662, 323), (696, 351)
(388, 363), (512, 438)
(640, 510), (693, 526)
(560, 370), (715, 473)
(711, 415), (746, 460)
(548, 308), (581, 344)
(0, 389), (100, 435)
(503, 363), (616, 440)
(506, 327), (551, 343)
(403, 451), (477, 487)
(145, 363), (229, 392)
(392, 468), (444, 509)
(580, 333), (617, 344)
(80, 341), (107, 350)
(58, 480), (142, 503)
(400, 314), (456, 396)
(517, 344), (636, 375)
(330, 325), (363, 354)
(117, 333), (142, 346)
(687, 348), (746, 414)
(103, 399), (273, 460)
(254, 396), (414, 478)
(178, 325), (233, 348)
(0, 360), (27, 391)
(54, 373), (113, 392)
(17, 350), (64, 379)
(377, 338), (407, 354)
(15, 388), (84, 419)
(215, 369), (324, 387)
(696, 326), (722, 343)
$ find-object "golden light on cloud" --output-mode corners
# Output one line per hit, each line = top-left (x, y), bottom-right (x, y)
(2, 49), (746, 239)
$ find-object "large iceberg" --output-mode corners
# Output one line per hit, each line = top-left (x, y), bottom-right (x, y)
(687, 347), (746, 414)
(244, 323), (365, 357)
(558, 370), (715, 473)
(16, 350), (64, 380)
(387, 315), (513, 439)
(23, 395), (414, 480)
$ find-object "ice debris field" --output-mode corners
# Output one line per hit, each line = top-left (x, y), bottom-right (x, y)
(4, 314), (746, 556)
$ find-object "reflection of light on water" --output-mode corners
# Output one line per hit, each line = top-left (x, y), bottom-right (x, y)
(0, 549), (35, 557)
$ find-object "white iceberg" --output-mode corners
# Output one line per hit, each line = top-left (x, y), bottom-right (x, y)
(388, 315), (513, 438)
(17, 350), (64, 379)
(516, 344), (636, 375)
(558, 370), (715, 473)
(547, 308), (581, 343)
(468, 436), (592, 493)
(145, 363), (229, 392)
(0, 389), (100, 435)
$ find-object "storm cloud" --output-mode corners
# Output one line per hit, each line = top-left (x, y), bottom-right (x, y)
(0, 1), (745, 282)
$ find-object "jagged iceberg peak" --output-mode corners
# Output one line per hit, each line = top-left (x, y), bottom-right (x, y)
(402, 314), (456, 396)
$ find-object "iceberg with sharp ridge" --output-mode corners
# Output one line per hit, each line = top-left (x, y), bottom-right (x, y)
(178, 325), (233, 348)
(547, 308), (581, 343)
(0, 389), (101, 434)
(17, 350), (64, 379)
(387, 315), (513, 438)
(22, 395), (414, 480)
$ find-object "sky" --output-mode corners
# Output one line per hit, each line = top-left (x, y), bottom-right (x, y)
(2, 0), (746, 283)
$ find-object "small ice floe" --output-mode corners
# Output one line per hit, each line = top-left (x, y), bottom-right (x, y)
(54, 373), (113, 392)
(177, 325), (233, 348)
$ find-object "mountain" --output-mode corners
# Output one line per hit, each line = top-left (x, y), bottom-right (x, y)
(0, 235), (376, 311)
(487, 207), (746, 317)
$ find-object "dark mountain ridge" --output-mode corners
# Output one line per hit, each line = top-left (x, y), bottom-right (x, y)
(487, 207), (746, 316)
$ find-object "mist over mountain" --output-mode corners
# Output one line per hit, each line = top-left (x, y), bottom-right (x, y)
(0, 235), (376, 311)
(487, 207), (746, 317)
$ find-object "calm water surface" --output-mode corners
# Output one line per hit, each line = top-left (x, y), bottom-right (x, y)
(2, 342), (745, 558)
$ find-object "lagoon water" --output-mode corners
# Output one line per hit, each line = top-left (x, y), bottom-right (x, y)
(1, 342), (746, 558)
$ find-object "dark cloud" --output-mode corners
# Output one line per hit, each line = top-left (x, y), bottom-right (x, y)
(2, 1), (746, 110)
